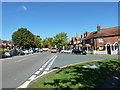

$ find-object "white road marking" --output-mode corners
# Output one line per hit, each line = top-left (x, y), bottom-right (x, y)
(44, 56), (58, 71)
(34, 71), (40, 75)
(15, 58), (26, 62)
(47, 65), (51, 67)
(42, 71), (47, 74)
(39, 68), (43, 70)
(44, 63), (47, 66)
(18, 53), (58, 88)
(45, 67), (49, 71)
(42, 65), (46, 68)
(28, 75), (36, 80)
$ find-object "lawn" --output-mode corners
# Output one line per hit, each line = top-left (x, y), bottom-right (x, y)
(28, 59), (120, 88)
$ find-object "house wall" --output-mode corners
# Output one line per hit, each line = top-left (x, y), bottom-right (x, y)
(94, 36), (119, 54)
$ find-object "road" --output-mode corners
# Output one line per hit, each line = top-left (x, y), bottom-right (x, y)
(2, 52), (55, 88)
(2, 52), (118, 88)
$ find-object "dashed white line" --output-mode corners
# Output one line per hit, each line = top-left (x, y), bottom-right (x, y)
(42, 71), (47, 74)
(39, 68), (43, 70)
(47, 65), (51, 68)
(15, 58), (26, 62)
(42, 65), (46, 68)
(45, 67), (49, 71)
(34, 71), (40, 75)
(28, 75), (36, 80)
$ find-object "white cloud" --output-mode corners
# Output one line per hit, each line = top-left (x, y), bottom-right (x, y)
(21, 6), (27, 11)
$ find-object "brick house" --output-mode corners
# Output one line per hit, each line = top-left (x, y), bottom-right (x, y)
(69, 34), (83, 50)
(70, 25), (120, 55)
(83, 25), (120, 55)
(0, 40), (14, 50)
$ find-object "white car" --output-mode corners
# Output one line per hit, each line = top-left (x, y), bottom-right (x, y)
(51, 48), (57, 53)
(29, 50), (33, 54)
(61, 49), (72, 53)
(23, 50), (29, 54)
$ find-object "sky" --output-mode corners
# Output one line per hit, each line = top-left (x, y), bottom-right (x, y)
(2, 2), (118, 41)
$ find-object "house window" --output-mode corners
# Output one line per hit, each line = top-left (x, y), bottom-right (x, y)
(99, 46), (104, 50)
(99, 38), (104, 43)
(91, 39), (93, 44)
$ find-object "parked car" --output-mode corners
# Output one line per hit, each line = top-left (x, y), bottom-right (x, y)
(58, 49), (63, 52)
(23, 50), (29, 55)
(72, 49), (86, 55)
(61, 49), (72, 53)
(18, 50), (25, 55)
(4, 51), (12, 57)
(29, 50), (34, 54)
(0, 51), (7, 58)
(10, 50), (19, 56)
(51, 48), (57, 53)
(39, 49), (43, 53)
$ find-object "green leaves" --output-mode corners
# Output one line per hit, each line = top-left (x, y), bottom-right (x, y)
(53, 32), (68, 49)
(12, 28), (34, 49)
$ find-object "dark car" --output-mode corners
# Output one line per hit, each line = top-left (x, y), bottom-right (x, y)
(0, 51), (7, 58)
(72, 49), (86, 55)
(10, 50), (19, 56)
(18, 50), (25, 55)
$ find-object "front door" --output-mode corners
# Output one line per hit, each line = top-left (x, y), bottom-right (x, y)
(107, 44), (111, 54)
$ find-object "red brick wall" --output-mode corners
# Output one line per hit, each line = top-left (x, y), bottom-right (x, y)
(94, 36), (118, 51)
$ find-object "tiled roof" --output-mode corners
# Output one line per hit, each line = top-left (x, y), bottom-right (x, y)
(94, 26), (120, 38)
(83, 26), (120, 40)
(72, 37), (81, 41)
(0, 40), (12, 44)
(83, 31), (97, 40)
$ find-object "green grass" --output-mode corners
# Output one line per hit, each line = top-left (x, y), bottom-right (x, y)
(28, 59), (120, 89)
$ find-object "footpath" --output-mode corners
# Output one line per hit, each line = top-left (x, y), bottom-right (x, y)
(101, 68), (120, 88)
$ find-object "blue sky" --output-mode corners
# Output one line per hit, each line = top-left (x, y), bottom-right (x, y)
(2, 2), (118, 41)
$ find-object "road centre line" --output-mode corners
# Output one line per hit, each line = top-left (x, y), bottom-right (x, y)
(43, 56), (58, 73)
(18, 53), (57, 88)
(34, 71), (41, 75)
(45, 67), (49, 71)
(15, 58), (26, 63)
(28, 75), (36, 80)
(39, 68), (43, 71)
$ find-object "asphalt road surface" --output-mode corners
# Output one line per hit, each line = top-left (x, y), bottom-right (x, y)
(2, 52), (118, 88)
(2, 52), (55, 88)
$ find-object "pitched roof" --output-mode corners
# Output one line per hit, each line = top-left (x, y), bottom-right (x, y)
(94, 26), (120, 38)
(83, 31), (97, 40)
(83, 26), (120, 40)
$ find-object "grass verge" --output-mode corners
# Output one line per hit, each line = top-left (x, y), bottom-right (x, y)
(28, 59), (120, 88)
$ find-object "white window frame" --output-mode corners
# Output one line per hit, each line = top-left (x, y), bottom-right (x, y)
(99, 46), (104, 50)
(99, 38), (104, 43)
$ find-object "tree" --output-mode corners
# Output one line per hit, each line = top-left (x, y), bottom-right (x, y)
(42, 37), (53, 48)
(33, 35), (42, 48)
(12, 28), (34, 49)
(53, 32), (68, 49)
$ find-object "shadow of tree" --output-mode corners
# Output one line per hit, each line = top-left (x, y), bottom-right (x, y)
(43, 59), (120, 88)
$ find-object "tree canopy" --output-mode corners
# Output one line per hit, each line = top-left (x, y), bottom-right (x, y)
(42, 37), (53, 48)
(12, 28), (34, 49)
(33, 35), (42, 48)
(53, 32), (68, 49)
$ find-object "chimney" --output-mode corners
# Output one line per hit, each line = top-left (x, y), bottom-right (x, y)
(81, 35), (83, 38)
(97, 24), (101, 31)
(76, 33), (79, 37)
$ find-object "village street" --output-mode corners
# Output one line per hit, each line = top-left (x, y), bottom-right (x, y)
(2, 52), (118, 88)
